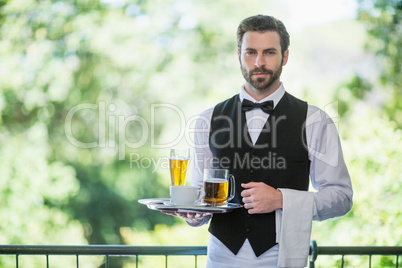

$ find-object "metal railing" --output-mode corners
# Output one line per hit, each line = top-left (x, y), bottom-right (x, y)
(0, 241), (401, 267)
(0, 245), (207, 268)
(309, 240), (402, 268)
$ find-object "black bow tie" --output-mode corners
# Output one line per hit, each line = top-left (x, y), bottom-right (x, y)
(241, 99), (274, 114)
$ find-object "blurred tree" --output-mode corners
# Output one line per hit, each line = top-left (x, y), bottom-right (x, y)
(337, 0), (402, 127)
(0, 0), (250, 255)
(361, 0), (402, 127)
(0, 0), (180, 251)
(311, 1), (402, 266)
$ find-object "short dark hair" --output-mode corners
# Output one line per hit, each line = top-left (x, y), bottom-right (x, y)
(237, 15), (290, 55)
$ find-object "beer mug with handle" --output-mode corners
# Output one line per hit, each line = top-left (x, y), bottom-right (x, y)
(203, 169), (235, 206)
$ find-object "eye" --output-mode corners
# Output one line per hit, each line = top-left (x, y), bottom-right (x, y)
(264, 50), (276, 55)
(245, 50), (256, 56)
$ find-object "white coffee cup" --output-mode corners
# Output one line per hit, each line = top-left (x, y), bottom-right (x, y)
(170, 186), (205, 205)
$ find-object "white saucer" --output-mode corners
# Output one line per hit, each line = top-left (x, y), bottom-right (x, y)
(163, 201), (207, 207)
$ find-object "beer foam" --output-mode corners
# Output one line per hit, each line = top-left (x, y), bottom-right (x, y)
(170, 157), (190, 160)
(205, 178), (226, 183)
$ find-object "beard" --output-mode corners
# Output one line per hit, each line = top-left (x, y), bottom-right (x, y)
(241, 62), (283, 92)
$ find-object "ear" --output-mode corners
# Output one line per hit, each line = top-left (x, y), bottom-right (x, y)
(282, 49), (289, 66)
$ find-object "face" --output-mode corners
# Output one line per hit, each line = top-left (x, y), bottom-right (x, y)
(238, 31), (289, 95)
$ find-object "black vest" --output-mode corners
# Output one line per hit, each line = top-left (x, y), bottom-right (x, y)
(208, 92), (310, 257)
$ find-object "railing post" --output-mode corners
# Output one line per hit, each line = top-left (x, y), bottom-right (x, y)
(309, 240), (318, 268)
(105, 254), (109, 268)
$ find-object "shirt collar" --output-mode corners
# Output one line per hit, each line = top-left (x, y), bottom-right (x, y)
(239, 82), (286, 108)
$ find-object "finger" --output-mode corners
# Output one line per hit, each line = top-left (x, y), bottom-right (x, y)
(247, 208), (256, 214)
(161, 210), (176, 216)
(242, 196), (253, 204)
(241, 182), (251, 189)
(240, 188), (252, 197)
(183, 213), (192, 219)
(180, 212), (197, 219)
(247, 206), (264, 214)
(243, 202), (253, 209)
(241, 182), (259, 189)
(195, 213), (211, 218)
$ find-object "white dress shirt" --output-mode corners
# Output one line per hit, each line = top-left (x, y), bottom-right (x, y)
(190, 83), (353, 267)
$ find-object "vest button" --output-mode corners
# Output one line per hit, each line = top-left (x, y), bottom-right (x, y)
(245, 227), (250, 233)
(249, 169), (254, 174)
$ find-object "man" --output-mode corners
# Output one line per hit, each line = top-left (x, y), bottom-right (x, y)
(168, 15), (353, 267)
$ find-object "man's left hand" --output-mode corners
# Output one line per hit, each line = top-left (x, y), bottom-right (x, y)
(241, 182), (283, 214)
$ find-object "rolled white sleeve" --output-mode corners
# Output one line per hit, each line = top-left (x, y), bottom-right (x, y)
(306, 106), (353, 221)
(191, 107), (214, 189)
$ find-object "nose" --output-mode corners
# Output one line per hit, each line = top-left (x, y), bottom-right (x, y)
(254, 54), (264, 67)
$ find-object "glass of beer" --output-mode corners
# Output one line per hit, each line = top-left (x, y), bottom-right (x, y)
(203, 169), (235, 206)
(169, 148), (190, 186)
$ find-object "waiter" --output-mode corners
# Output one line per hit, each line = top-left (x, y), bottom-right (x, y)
(168, 14), (353, 268)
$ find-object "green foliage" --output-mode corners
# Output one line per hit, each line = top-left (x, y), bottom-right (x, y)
(311, 1), (402, 266)
(357, 0), (402, 127)
(0, 124), (87, 267)
(0, 0), (181, 249)
(335, 75), (372, 117)
(0, 0), (401, 267)
(0, 0), (256, 253)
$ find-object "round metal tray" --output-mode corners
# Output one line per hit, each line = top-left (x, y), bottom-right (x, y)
(138, 198), (242, 213)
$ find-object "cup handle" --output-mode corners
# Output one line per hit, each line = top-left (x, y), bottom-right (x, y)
(227, 174), (235, 201)
(197, 189), (205, 203)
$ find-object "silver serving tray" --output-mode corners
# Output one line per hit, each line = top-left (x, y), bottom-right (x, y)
(138, 198), (242, 213)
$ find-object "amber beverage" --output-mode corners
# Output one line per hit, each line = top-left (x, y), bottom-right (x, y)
(203, 179), (229, 206)
(203, 169), (235, 206)
(169, 148), (190, 186)
(169, 158), (189, 186)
